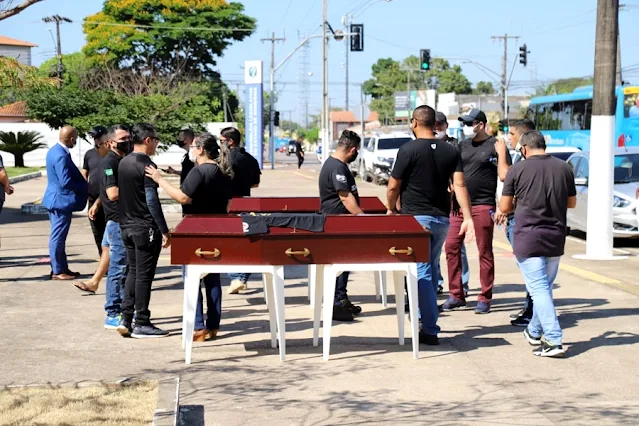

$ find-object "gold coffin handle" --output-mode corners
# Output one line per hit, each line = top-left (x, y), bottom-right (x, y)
(389, 246), (413, 256)
(285, 248), (311, 257)
(195, 248), (220, 258)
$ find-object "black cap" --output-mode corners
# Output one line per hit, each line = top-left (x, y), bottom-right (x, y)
(88, 125), (107, 139)
(435, 112), (448, 124)
(458, 108), (487, 125)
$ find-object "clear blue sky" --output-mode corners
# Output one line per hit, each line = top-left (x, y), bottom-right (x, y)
(2, 0), (639, 124)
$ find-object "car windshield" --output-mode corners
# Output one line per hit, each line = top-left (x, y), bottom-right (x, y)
(614, 153), (639, 183)
(378, 137), (411, 150)
(548, 152), (574, 162)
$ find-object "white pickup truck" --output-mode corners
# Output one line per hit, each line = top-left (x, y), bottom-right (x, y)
(352, 132), (412, 184)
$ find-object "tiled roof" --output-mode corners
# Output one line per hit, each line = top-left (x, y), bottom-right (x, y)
(330, 111), (358, 123)
(0, 101), (28, 117)
(0, 35), (37, 48)
(366, 111), (379, 122)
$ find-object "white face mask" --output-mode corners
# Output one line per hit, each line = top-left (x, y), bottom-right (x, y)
(188, 151), (198, 164)
(435, 131), (447, 139)
(463, 125), (477, 139)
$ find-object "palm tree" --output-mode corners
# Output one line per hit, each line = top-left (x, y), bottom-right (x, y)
(0, 131), (46, 167)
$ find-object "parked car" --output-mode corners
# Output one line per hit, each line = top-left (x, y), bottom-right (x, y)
(565, 148), (639, 238)
(286, 140), (297, 156)
(353, 132), (412, 184)
(511, 146), (581, 164)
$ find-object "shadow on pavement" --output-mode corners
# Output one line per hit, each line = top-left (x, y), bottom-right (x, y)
(179, 405), (205, 426)
(0, 207), (49, 225)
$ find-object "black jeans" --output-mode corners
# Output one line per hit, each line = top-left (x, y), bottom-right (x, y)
(523, 292), (534, 319)
(88, 198), (106, 256)
(121, 227), (162, 326)
(334, 271), (350, 304)
(297, 154), (304, 169)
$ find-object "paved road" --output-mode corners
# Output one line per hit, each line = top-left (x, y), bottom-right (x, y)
(1, 168), (638, 425)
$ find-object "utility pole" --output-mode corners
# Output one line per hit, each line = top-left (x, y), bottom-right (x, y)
(343, 14), (351, 110)
(261, 32), (286, 169)
(616, 4), (623, 86)
(360, 84), (365, 138)
(581, 0), (620, 260)
(222, 87), (228, 122)
(42, 15), (72, 87)
(322, 0), (329, 162)
(491, 34), (519, 118)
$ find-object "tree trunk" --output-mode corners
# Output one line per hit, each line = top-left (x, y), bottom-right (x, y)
(14, 152), (25, 168)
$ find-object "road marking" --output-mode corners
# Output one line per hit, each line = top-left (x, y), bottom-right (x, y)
(492, 240), (639, 296)
(293, 172), (316, 180)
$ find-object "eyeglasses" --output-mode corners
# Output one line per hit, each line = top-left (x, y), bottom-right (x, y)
(219, 138), (230, 143)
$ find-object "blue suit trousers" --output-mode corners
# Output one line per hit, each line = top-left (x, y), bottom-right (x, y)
(49, 210), (72, 274)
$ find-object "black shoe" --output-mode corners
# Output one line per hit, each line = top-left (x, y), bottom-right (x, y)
(131, 324), (169, 339)
(418, 332), (439, 346)
(332, 304), (355, 322)
(510, 308), (526, 320)
(437, 285), (444, 295)
(510, 316), (531, 327)
(338, 298), (362, 315)
(532, 340), (566, 358)
(117, 317), (133, 337)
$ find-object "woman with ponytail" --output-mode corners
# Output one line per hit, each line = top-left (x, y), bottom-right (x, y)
(145, 132), (233, 342)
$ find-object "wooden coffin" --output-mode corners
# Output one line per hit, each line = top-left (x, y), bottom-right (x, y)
(228, 196), (387, 214)
(171, 215), (430, 266)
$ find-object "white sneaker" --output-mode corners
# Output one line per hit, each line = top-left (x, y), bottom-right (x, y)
(228, 279), (247, 294)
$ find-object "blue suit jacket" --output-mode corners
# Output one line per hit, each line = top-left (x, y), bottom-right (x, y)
(42, 143), (88, 212)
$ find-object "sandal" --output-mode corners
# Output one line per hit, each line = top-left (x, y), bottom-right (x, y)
(71, 281), (97, 294)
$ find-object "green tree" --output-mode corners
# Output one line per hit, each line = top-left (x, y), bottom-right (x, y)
(0, 131), (46, 167)
(473, 81), (496, 95)
(38, 52), (89, 88)
(534, 77), (594, 96)
(0, 0), (45, 21)
(83, 0), (256, 80)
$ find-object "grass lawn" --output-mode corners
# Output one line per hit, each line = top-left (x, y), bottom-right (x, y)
(0, 381), (158, 426)
(5, 167), (43, 178)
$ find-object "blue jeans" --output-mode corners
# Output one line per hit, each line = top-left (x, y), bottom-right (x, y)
(505, 215), (515, 246)
(103, 221), (127, 317)
(228, 273), (251, 283)
(48, 209), (72, 274)
(195, 274), (222, 331)
(415, 215), (450, 336)
(516, 256), (562, 345)
(437, 243), (469, 287)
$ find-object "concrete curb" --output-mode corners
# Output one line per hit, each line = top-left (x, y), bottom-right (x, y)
(9, 171), (42, 185)
(153, 377), (180, 426)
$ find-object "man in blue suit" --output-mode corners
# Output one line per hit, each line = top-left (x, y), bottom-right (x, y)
(43, 126), (88, 280)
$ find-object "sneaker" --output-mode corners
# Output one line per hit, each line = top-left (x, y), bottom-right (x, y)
(104, 315), (121, 330)
(117, 317), (133, 337)
(510, 316), (531, 327)
(475, 301), (491, 314)
(510, 308), (526, 320)
(338, 298), (362, 315)
(533, 340), (566, 358)
(523, 328), (542, 346)
(440, 296), (466, 312)
(332, 304), (354, 322)
(228, 279), (247, 294)
(418, 332), (439, 346)
(131, 324), (170, 339)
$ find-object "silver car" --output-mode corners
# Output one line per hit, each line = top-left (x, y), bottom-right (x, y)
(566, 148), (639, 238)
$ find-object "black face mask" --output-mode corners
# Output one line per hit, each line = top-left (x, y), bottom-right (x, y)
(116, 140), (132, 155)
(177, 139), (186, 149)
(347, 150), (358, 163)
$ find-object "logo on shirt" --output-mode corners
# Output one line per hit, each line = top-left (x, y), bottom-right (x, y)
(336, 174), (347, 183)
(104, 168), (113, 176)
(351, 185), (358, 193)
(431, 144), (437, 149)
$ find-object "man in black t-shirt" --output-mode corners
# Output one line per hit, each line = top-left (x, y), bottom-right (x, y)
(319, 130), (364, 321)
(166, 129), (195, 214)
(295, 138), (304, 169)
(220, 127), (262, 294)
(388, 106), (475, 345)
(116, 123), (170, 339)
(443, 109), (512, 314)
(82, 126), (109, 256)
(499, 131), (576, 358)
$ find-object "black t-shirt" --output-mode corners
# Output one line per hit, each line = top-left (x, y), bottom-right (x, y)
(502, 155), (576, 258)
(118, 152), (160, 230)
(229, 147), (261, 197)
(391, 138), (463, 216)
(319, 156), (360, 214)
(181, 163), (232, 215)
(99, 151), (124, 223)
(295, 141), (303, 156)
(180, 154), (194, 184)
(83, 148), (102, 200)
(459, 136), (512, 206)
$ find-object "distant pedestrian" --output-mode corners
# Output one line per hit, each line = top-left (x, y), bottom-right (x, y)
(295, 137), (305, 169)
(81, 126), (110, 257)
(220, 127), (262, 294)
(116, 123), (170, 339)
(0, 152), (14, 217)
(42, 126), (88, 280)
(499, 130), (576, 357)
(442, 109), (512, 314)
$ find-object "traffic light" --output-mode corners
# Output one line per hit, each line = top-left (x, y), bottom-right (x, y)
(350, 24), (364, 52)
(274, 111), (280, 127)
(519, 44), (528, 67)
(420, 49), (431, 71)
(498, 119), (509, 133)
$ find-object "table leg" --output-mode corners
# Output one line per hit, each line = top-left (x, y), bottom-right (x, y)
(406, 264), (420, 359)
(264, 272), (277, 349)
(374, 271), (381, 301)
(308, 264), (317, 308)
(380, 271), (388, 308)
(273, 266), (286, 361)
(322, 265), (336, 361)
(312, 265), (324, 347)
(182, 266), (189, 350)
(184, 266), (200, 365)
(263, 273), (269, 305)
(393, 271), (406, 345)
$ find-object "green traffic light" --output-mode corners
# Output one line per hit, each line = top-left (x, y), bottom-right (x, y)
(422, 63), (429, 70)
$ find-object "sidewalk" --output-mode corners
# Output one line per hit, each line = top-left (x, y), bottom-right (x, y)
(1, 168), (638, 425)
